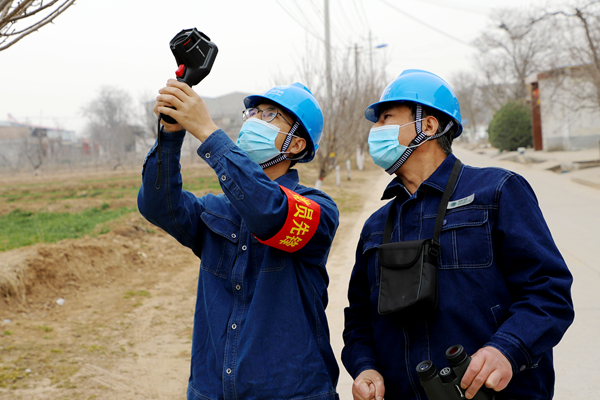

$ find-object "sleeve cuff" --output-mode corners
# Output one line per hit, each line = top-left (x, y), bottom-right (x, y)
(350, 358), (379, 379)
(159, 128), (187, 151)
(486, 331), (537, 374)
(197, 129), (236, 166)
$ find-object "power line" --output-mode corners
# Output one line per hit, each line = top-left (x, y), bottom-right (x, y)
(351, 0), (370, 31)
(307, 0), (325, 22)
(275, 0), (325, 43)
(334, 0), (366, 33)
(280, 0), (349, 48)
(290, 0), (324, 31)
(376, 0), (475, 48)
(308, 0), (351, 47)
(404, 0), (490, 16)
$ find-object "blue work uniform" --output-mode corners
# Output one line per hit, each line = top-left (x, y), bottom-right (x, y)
(138, 129), (340, 400)
(342, 154), (574, 400)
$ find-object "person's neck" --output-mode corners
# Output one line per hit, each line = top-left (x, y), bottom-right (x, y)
(396, 144), (448, 194)
(263, 160), (292, 181)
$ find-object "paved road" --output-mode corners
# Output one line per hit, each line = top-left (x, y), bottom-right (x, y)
(327, 145), (600, 399)
(453, 146), (600, 399)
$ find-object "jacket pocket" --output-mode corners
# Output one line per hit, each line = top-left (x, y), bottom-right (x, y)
(438, 208), (493, 269)
(200, 211), (240, 279)
(251, 235), (286, 278)
(491, 304), (505, 329)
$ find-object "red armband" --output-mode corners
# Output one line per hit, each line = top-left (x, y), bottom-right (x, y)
(256, 185), (321, 252)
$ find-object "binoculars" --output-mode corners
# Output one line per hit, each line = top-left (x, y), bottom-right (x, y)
(416, 345), (495, 400)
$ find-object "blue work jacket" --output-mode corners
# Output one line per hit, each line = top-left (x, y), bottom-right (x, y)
(342, 154), (574, 400)
(138, 129), (340, 400)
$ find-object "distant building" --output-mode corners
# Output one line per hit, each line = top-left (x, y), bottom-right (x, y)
(527, 66), (600, 151)
(1, 91), (253, 170)
(205, 91), (250, 139)
(0, 118), (79, 170)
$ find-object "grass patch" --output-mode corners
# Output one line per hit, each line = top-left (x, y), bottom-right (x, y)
(0, 343), (80, 389)
(124, 290), (151, 299)
(182, 176), (222, 193)
(0, 206), (136, 251)
(0, 366), (25, 388)
(1, 173), (221, 204)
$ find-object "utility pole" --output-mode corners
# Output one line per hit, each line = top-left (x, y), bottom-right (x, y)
(354, 43), (359, 92)
(324, 0), (333, 110)
(368, 30), (373, 88)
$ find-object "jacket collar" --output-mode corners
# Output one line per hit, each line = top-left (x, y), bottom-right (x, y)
(381, 153), (457, 200)
(275, 168), (300, 190)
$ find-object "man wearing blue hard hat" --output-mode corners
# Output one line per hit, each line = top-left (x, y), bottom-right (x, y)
(138, 79), (340, 399)
(342, 70), (573, 399)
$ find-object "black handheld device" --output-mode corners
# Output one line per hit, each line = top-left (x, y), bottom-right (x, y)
(160, 28), (218, 124)
(155, 28), (217, 189)
(416, 345), (496, 400)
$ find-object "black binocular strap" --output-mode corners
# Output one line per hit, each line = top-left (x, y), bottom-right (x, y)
(383, 158), (463, 244)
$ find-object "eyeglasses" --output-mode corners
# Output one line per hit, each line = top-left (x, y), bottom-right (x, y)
(242, 107), (293, 127)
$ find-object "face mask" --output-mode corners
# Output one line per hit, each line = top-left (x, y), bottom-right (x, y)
(368, 119), (425, 170)
(236, 118), (290, 164)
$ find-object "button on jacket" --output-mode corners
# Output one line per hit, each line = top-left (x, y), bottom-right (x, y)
(342, 154), (574, 400)
(138, 129), (340, 400)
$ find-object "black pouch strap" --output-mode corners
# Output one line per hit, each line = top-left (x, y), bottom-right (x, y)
(383, 158), (463, 245)
(432, 159), (462, 242)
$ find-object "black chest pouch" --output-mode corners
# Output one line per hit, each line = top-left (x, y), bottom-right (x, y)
(378, 159), (462, 316)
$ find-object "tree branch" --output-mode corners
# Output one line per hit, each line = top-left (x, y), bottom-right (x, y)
(1, 1), (76, 47)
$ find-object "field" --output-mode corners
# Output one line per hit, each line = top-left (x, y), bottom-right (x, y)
(0, 158), (382, 400)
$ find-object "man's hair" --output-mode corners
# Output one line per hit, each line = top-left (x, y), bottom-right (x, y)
(404, 102), (456, 155)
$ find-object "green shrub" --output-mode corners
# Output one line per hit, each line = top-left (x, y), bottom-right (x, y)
(487, 100), (533, 151)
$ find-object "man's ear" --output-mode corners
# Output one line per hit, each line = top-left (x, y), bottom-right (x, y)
(289, 137), (307, 155)
(422, 116), (439, 137)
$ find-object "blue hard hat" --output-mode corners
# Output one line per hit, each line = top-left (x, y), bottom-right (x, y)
(365, 69), (463, 138)
(244, 82), (323, 162)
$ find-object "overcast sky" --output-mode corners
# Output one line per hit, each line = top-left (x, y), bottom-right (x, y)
(0, 0), (550, 135)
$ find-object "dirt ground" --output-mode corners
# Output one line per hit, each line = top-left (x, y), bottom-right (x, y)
(0, 159), (383, 400)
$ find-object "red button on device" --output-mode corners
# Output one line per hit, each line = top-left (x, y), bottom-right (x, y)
(175, 64), (185, 78)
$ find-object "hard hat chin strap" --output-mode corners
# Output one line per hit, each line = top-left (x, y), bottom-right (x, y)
(259, 121), (302, 169)
(385, 105), (455, 175)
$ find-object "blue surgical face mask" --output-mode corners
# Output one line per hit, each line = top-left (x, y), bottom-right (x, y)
(236, 118), (292, 164)
(367, 119), (426, 170)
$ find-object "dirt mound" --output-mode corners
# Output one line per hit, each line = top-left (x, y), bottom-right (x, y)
(0, 215), (175, 310)
(0, 213), (200, 399)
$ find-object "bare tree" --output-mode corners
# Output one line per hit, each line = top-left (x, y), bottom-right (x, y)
(451, 72), (488, 143)
(292, 46), (385, 184)
(140, 94), (159, 143)
(22, 128), (46, 170)
(82, 86), (139, 170)
(534, 1), (600, 111)
(0, 0), (76, 51)
(473, 7), (560, 109)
